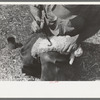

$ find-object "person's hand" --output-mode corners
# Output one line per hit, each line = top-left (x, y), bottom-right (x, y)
(66, 42), (78, 53)
(47, 12), (57, 22)
(47, 12), (57, 26)
(62, 35), (79, 54)
(31, 19), (45, 33)
(69, 45), (83, 65)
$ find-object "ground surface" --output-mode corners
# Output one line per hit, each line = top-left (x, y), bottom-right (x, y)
(0, 5), (100, 81)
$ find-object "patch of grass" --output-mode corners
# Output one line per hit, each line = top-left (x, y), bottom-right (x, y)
(74, 41), (100, 81)
(0, 5), (33, 49)
(0, 5), (37, 81)
(0, 47), (34, 81)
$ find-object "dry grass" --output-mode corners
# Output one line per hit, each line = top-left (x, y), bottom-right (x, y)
(0, 5), (38, 81)
(0, 5), (100, 81)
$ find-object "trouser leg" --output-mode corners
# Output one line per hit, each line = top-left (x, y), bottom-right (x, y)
(22, 58), (41, 78)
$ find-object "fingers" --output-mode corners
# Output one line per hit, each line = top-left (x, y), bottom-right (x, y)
(69, 53), (75, 65)
(67, 43), (78, 53)
(67, 27), (75, 32)
(63, 43), (75, 53)
(74, 46), (83, 57)
(40, 21), (44, 29)
(61, 43), (70, 53)
(69, 45), (83, 65)
(47, 12), (57, 22)
(67, 44), (73, 53)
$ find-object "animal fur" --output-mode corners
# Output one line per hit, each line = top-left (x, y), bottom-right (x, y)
(31, 34), (78, 55)
(31, 34), (83, 65)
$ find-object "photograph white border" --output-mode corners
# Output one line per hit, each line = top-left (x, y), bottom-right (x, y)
(0, 2), (100, 98)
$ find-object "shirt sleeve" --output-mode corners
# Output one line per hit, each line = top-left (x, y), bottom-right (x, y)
(29, 5), (43, 22)
(64, 5), (100, 43)
(76, 6), (100, 44)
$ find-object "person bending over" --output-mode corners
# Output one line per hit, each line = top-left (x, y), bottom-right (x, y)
(20, 5), (100, 81)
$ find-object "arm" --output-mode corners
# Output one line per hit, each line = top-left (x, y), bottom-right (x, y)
(29, 5), (42, 22)
(29, 5), (43, 32)
(63, 19), (100, 53)
(65, 15), (85, 36)
(76, 24), (100, 45)
(61, 5), (100, 53)
(76, 5), (100, 44)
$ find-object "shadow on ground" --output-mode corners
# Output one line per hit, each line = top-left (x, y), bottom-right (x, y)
(73, 42), (100, 81)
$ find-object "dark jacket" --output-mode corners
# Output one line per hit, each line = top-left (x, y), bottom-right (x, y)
(30, 5), (100, 43)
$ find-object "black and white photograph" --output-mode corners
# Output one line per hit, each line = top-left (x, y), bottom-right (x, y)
(0, 3), (100, 81)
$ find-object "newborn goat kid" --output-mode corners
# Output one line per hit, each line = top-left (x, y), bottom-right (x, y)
(31, 34), (83, 65)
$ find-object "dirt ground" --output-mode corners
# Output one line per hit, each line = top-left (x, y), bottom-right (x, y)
(0, 5), (100, 81)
